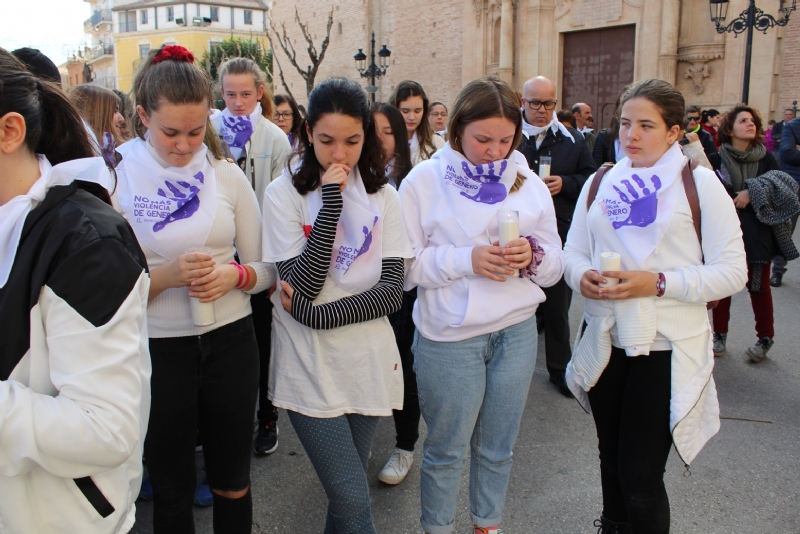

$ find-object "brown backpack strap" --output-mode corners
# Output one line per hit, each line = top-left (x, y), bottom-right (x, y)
(586, 162), (615, 210)
(681, 158), (702, 245)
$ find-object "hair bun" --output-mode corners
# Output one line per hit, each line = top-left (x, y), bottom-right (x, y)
(152, 45), (195, 65)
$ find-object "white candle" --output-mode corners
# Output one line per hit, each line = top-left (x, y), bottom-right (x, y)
(190, 296), (216, 327)
(497, 209), (520, 277)
(539, 156), (552, 180)
(599, 252), (621, 288)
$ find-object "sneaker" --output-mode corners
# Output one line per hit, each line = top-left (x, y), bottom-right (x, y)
(378, 448), (414, 485)
(253, 420), (279, 456)
(474, 527), (503, 534)
(746, 337), (774, 363)
(138, 475), (153, 501)
(194, 478), (213, 507)
(713, 332), (727, 357)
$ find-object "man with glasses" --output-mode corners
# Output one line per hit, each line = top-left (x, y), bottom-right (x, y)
(517, 76), (596, 398)
(685, 105), (718, 157)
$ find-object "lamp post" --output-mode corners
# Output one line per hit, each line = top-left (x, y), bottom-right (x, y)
(709, 0), (796, 104)
(354, 31), (391, 102)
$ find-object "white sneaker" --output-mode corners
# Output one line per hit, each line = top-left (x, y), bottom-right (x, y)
(378, 448), (414, 485)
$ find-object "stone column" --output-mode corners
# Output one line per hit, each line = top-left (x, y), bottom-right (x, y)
(497, 0), (514, 83)
(658, 0), (680, 84)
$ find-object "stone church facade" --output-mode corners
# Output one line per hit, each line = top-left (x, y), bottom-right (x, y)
(270, 0), (800, 127)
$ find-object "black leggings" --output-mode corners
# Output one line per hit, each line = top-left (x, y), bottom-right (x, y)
(388, 288), (420, 452)
(252, 290), (278, 423)
(587, 347), (673, 534)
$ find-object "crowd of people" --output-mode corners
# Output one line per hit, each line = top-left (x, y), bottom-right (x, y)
(1, 43), (799, 534)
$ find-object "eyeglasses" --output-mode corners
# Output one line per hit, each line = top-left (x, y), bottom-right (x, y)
(524, 99), (557, 111)
(430, 112), (448, 118)
(686, 115), (701, 121)
(274, 112), (294, 120)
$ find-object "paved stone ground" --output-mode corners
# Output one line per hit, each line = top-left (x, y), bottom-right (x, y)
(131, 230), (800, 534)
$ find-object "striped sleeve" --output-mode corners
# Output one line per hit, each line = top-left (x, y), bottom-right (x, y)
(288, 257), (404, 330)
(277, 183), (342, 301)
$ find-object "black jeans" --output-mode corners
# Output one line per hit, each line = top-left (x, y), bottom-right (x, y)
(251, 290), (278, 423)
(587, 347), (673, 534)
(388, 288), (420, 452)
(145, 316), (259, 533)
(536, 275), (573, 375)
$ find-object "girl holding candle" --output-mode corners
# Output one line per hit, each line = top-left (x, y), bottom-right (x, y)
(115, 45), (273, 533)
(389, 80), (446, 167)
(563, 79), (747, 533)
(262, 77), (413, 533)
(399, 76), (564, 534)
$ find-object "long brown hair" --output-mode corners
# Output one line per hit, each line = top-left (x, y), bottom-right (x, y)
(218, 57), (274, 118)
(718, 104), (765, 147)
(68, 84), (123, 146)
(389, 80), (437, 160)
(448, 76), (526, 193)
(130, 45), (223, 159)
(372, 102), (412, 189)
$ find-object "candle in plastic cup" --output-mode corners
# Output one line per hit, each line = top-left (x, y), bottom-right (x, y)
(497, 209), (520, 277)
(185, 246), (216, 327)
(539, 156), (552, 180)
(599, 252), (621, 288)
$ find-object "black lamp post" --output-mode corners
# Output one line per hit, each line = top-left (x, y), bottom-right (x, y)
(354, 31), (391, 102)
(709, 0), (796, 104)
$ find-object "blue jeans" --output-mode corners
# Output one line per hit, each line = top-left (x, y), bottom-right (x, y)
(413, 314), (537, 534)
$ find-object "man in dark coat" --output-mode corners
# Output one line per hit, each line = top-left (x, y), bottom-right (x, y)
(772, 116), (800, 286)
(686, 105), (718, 158)
(517, 76), (597, 397)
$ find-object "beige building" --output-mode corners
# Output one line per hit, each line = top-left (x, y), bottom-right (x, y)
(270, 0), (800, 126)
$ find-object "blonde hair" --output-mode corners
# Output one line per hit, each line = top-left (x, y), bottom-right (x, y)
(130, 46), (223, 160)
(448, 76), (526, 193)
(218, 57), (273, 118)
(68, 84), (123, 146)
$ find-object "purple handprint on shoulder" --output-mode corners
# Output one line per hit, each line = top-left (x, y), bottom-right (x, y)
(221, 116), (254, 148)
(605, 173), (662, 230)
(459, 160), (508, 204)
(153, 171), (205, 232)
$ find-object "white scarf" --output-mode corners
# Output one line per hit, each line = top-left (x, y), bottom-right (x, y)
(0, 156), (115, 288)
(521, 111), (575, 143)
(116, 138), (217, 260)
(409, 131), (420, 159)
(596, 142), (685, 267)
(580, 126), (594, 134)
(436, 143), (521, 238)
(218, 103), (262, 160)
(306, 167), (384, 294)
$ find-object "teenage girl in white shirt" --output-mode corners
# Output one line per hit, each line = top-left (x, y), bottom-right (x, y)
(389, 80), (446, 167)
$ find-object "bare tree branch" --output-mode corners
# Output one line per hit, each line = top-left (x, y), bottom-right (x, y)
(268, 35), (295, 101)
(269, 7), (334, 96)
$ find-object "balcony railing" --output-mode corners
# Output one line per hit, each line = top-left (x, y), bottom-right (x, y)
(90, 76), (117, 90)
(86, 44), (114, 62)
(84, 9), (112, 32)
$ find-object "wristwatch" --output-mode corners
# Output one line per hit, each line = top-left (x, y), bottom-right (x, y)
(656, 272), (666, 297)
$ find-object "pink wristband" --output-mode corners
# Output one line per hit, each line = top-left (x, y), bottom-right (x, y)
(229, 262), (244, 289)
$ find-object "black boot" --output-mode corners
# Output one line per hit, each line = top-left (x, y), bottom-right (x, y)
(593, 515), (632, 534)
(770, 272), (782, 287)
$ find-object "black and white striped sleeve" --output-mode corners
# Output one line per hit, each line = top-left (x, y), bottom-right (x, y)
(287, 257), (404, 330)
(277, 183), (342, 301)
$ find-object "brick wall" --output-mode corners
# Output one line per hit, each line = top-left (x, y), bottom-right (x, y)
(779, 16), (800, 118)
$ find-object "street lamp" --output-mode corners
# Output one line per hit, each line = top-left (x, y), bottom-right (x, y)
(709, 0), (796, 104)
(353, 31), (391, 102)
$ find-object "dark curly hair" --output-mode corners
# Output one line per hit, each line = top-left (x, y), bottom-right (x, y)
(717, 104), (765, 148)
(291, 77), (386, 195)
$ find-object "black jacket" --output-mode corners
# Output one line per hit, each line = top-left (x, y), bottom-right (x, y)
(518, 127), (597, 242)
(778, 118), (800, 186)
(592, 128), (617, 167)
(708, 152), (780, 263)
(696, 128), (719, 157)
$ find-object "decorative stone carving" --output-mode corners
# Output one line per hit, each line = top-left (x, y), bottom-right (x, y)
(685, 63), (711, 94)
(555, 0), (572, 20)
(473, 0), (486, 26)
(572, 0), (622, 26)
(677, 43), (725, 63)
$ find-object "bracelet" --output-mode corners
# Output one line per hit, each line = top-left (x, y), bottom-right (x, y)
(656, 272), (666, 297)
(240, 264), (252, 289)
(229, 262), (245, 289)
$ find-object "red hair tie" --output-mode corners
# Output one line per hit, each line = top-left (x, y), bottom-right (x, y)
(152, 45), (195, 65)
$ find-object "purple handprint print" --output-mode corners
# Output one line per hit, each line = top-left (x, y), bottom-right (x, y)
(153, 171), (204, 232)
(459, 160), (508, 204)
(605, 173), (663, 230)
(344, 216), (379, 274)
(221, 116), (254, 148)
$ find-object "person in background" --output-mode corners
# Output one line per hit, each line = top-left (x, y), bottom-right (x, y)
(371, 102), (419, 486)
(0, 47), (151, 534)
(564, 79), (746, 534)
(709, 104), (796, 362)
(216, 57), (291, 457)
(771, 108), (796, 160)
(429, 101), (449, 138)
(389, 80), (446, 166)
(685, 105), (718, 157)
(518, 75), (597, 398)
(117, 45), (272, 533)
(773, 113), (800, 287)
(262, 77), (414, 534)
(557, 109), (578, 129)
(11, 47), (62, 86)
(273, 93), (303, 149)
(68, 85), (124, 167)
(593, 87), (629, 167)
(113, 88), (132, 141)
(401, 75), (565, 534)
(764, 120), (777, 153)
(701, 108), (721, 149)
(572, 102), (596, 152)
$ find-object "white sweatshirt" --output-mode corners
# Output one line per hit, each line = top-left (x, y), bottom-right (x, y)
(399, 150), (565, 342)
